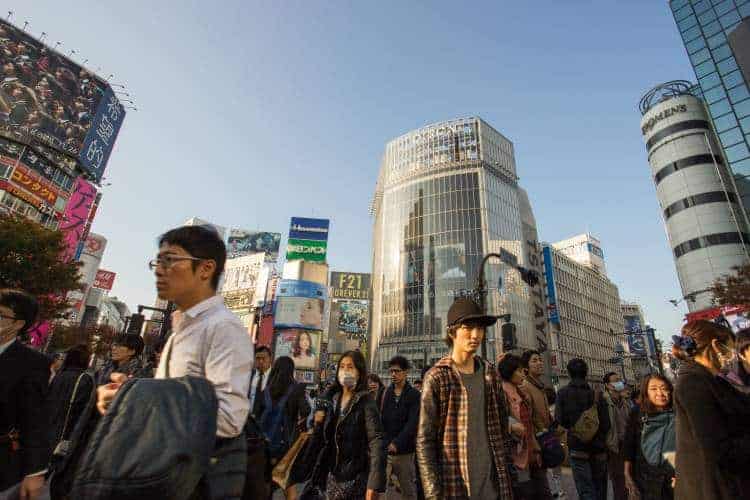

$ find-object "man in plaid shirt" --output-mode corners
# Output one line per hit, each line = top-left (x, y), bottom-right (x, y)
(416, 297), (516, 499)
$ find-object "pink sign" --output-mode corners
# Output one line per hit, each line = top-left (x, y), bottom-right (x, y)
(27, 321), (51, 348)
(59, 177), (96, 261)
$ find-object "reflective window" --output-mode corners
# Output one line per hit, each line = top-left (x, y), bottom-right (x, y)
(708, 31), (727, 49)
(735, 98), (750, 118)
(682, 24), (703, 42)
(731, 157), (750, 176)
(729, 86), (750, 104)
(726, 142), (750, 162)
(715, 111), (739, 131)
(740, 115), (750, 134)
(664, 191), (737, 220)
(700, 71), (723, 89)
(710, 98), (732, 117)
(696, 60), (717, 78)
(717, 57), (738, 76)
(687, 36), (707, 54)
(691, 47), (712, 66)
(674, 3), (694, 20)
(723, 70), (746, 89)
(703, 19), (723, 37)
(741, 3), (750, 16)
(719, 10), (741, 29)
(704, 85), (728, 103)
(692, 0), (711, 14)
(714, 0), (736, 16)
(720, 126), (744, 147)
(698, 8), (718, 25)
(711, 43), (733, 63)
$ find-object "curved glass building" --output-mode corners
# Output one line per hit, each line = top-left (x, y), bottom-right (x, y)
(369, 117), (540, 375)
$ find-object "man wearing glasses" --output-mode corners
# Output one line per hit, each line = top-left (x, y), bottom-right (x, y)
(380, 355), (421, 500)
(0, 289), (50, 500)
(96, 225), (254, 499)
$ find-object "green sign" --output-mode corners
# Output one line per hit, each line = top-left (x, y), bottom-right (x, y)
(286, 238), (327, 262)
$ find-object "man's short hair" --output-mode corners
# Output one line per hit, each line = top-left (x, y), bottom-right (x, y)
(389, 355), (410, 371)
(498, 353), (524, 381)
(0, 289), (38, 334)
(158, 225), (226, 290)
(567, 358), (588, 379)
(255, 345), (272, 356)
(112, 334), (144, 357)
(603, 371), (618, 384)
(521, 349), (541, 369)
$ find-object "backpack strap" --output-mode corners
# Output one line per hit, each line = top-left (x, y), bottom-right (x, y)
(57, 372), (90, 442)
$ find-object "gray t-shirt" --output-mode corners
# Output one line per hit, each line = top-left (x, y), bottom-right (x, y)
(460, 367), (499, 500)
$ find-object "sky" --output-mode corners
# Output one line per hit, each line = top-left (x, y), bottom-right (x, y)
(16, 0), (695, 343)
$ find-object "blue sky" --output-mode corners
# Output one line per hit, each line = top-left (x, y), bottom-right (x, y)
(17, 0), (694, 342)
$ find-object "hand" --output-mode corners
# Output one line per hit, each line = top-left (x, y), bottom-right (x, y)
(510, 422), (526, 438)
(313, 410), (326, 424)
(96, 373), (127, 415)
(19, 474), (45, 500)
(365, 489), (379, 500)
(671, 477), (676, 489)
(533, 450), (542, 467)
(387, 443), (398, 455)
(625, 475), (639, 498)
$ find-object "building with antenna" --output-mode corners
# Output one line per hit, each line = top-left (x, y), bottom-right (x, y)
(638, 80), (749, 311)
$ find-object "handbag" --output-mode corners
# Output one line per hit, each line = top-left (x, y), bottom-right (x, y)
(536, 429), (565, 469)
(271, 430), (311, 490)
(52, 372), (92, 459)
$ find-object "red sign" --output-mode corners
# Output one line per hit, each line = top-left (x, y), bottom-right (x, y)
(0, 180), (60, 218)
(10, 164), (59, 204)
(93, 269), (116, 290)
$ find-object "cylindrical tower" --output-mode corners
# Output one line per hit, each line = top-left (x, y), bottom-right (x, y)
(369, 117), (539, 377)
(639, 81), (750, 311)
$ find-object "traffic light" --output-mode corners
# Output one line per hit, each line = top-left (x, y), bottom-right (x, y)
(127, 313), (145, 334)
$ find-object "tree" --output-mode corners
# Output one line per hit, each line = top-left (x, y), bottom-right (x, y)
(46, 322), (117, 357)
(0, 213), (83, 321)
(711, 262), (750, 306)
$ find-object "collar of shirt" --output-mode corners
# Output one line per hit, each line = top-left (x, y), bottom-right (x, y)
(178, 295), (225, 330)
(0, 337), (16, 356)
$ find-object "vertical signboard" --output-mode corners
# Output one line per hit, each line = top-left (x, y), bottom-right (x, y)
(79, 88), (126, 182)
(328, 272), (371, 354)
(542, 246), (560, 325)
(59, 177), (97, 261)
(287, 217), (330, 262)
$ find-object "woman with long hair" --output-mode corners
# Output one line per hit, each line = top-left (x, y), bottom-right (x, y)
(366, 373), (385, 409)
(304, 350), (386, 500)
(623, 374), (675, 500)
(672, 320), (750, 500)
(291, 330), (317, 369)
(258, 356), (310, 499)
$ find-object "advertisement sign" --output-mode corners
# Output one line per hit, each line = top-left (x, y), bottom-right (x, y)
(276, 279), (327, 300)
(221, 252), (266, 295)
(274, 329), (322, 370)
(227, 229), (281, 260)
(624, 315), (642, 333)
(686, 304), (750, 333)
(542, 246), (560, 324)
(295, 370), (316, 384)
(93, 269), (116, 290)
(627, 333), (648, 357)
(287, 217), (330, 262)
(0, 20), (124, 181)
(59, 177), (96, 261)
(82, 233), (107, 260)
(274, 297), (325, 330)
(330, 272), (371, 300)
(287, 238), (327, 262)
(10, 163), (59, 204)
(0, 179), (59, 217)
(328, 299), (369, 353)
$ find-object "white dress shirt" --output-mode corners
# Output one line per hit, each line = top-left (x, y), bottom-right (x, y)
(249, 367), (271, 410)
(156, 295), (254, 438)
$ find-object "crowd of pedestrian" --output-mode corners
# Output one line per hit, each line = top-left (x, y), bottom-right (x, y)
(2, 222), (750, 500)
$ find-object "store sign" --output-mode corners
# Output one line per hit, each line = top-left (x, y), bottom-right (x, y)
(10, 164), (59, 204)
(330, 272), (371, 300)
(287, 217), (330, 263)
(542, 246), (560, 325)
(92, 269), (116, 290)
(641, 104), (688, 135)
(287, 238), (327, 262)
(0, 180), (58, 217)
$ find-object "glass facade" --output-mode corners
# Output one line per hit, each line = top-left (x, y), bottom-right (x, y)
(370, 117), (534, 375)
(671, 0), (750, 214)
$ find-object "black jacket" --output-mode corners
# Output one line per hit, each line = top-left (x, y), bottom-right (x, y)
(0, 340), (51, 491)
(555, 378), (611, 454)
(623, 407), (675, 500)
(381, 382), (420, 454)
(674, 361), (750, 500)
(307, 389), (386, 492)
(256, 382), (310, 450)
(47, 368), (95, 453)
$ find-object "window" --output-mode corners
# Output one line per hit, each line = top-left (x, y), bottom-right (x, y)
(719, 10), (741, 29)
(740, 115), (750, 134)
(729, 85), (750, 104)
(691, 47), (712, 66)
(735, 98), (750, 118)
(711, 43), (733, 62)
(731, 157), (750, 176)
(704, 85), (727, 103)
(698, 8), (717, 25)
(674, 3), (694, 20)
(696, 59), (717, 78)
(707, 31), (727, 49)
(703, 19), (723, 37)
(686, 36), (707, 54)
(682, 24), (703, 42)
(720, 126), (744, 147)
(740, 3), (750, 16)
(700, 71), (723, 89)
(715, 111), (738, 132)
(709, 98), (732, 117)
(723, 70), (746, 89)
(725, 142), (750, 162)
(689, 0), (708, 13)
(714, 0), (736, 16)
(717, 57), (738, 76)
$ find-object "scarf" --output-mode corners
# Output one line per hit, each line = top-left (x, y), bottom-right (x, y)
(641, 410), (675, 467)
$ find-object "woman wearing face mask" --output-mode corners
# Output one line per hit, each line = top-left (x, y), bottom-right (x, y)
(303, 350), (386, 500)
(623, 374), (675, 500)
(672, 320), (750, 500)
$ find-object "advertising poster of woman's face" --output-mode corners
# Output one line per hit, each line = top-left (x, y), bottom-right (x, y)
(274, 329), (321, 370)
(275, 297), (324, 330)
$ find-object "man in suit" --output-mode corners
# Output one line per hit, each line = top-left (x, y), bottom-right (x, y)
(248, 345), (272, 418)
(241, 345), (272, 500)
(0, 289), (50, 500)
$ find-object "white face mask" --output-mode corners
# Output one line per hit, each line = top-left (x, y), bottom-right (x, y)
(612, 381), (625, 392)
(338, 370), (358, 388)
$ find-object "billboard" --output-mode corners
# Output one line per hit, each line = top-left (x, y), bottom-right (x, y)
(93, 269), (116, 290)
(542, 246), (560, 324)
(221, 252), (266, 295)
(287, 217), (330, 262)
(330, 272), (371, 300)
(274, 297), (325, 330)
(276, 279), (327, 300)
(328, 299), (369, 353)
(0, 20), (125, 182)
(227, 229), (281, 260)
(274, 329), (322, 370)
(59, 177), (96, 261)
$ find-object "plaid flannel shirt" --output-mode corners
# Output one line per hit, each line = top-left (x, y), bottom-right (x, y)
(417, 355), (514, 499)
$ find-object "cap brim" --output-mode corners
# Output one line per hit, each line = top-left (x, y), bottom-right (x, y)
(452, 314), (497, 327)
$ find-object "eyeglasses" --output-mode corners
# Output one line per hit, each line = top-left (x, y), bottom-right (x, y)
(0, 313), (17, 321)
(389, 368), (404, 374)
(148, 255), (203, 270)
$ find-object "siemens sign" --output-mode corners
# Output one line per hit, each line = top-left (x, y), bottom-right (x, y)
(641, 104), (688, 135)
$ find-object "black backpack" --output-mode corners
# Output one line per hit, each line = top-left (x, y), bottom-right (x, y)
(59, 376), (217, 500)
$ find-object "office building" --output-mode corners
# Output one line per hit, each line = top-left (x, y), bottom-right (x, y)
(670, 0), (750, 217)
(639, 81), (749, 310)
(370, 117), (541, 376)
(552, 233), (608, 277)
(541, 243), (632, 386)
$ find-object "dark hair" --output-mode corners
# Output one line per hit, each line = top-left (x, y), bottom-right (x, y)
(414, 379), (423, 385)
(367, 373), (384, 389)
(445, 325), (457, 347)
(498, 354), (524, 381)
(567, 358), (588, 379)
(0, 289), (38, 334)
(674, 320), (734, 367)
(292, 331), (314, 357)
(112, 333), (144, 357)
(268, 356), (296, 403)
(61, 344), (90, 371)
(521, 349), (541, 369)
(603, 371), (618, 385)
(639, 374), (674, 414)
(333, 350), (368, 394)
(158, 225), (227, 290)
(255, 345), (272, 356)
(389, 355), (410, 371)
